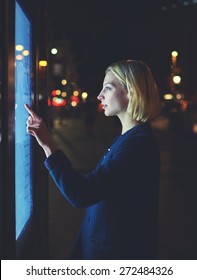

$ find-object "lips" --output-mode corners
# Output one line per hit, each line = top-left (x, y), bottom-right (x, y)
(102, 104), (107, 109)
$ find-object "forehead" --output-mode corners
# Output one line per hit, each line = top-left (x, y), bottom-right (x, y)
(103, 71), (120, 86)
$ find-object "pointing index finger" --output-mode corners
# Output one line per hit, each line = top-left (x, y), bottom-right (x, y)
(24, 104), (38, 119)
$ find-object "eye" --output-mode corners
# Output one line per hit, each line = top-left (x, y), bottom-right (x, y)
(104, 86), (112, 91)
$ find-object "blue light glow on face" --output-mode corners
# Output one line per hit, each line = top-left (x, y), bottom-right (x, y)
(15, 1), (32, 240)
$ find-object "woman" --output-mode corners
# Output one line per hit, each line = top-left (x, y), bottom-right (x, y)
(25, 59), (160, 260)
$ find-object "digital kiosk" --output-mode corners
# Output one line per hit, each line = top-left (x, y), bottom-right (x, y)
(0, 0), (49, 259)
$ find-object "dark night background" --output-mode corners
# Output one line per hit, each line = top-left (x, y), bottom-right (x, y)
(47, 0), (197, 101)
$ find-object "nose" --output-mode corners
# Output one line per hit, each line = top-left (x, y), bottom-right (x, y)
(97, 90), (104, 101)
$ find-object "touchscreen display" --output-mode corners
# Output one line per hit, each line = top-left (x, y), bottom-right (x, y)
(15, 1), (33, 240)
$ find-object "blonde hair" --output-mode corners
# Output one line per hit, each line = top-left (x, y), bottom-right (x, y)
(106, 60), (160, 122)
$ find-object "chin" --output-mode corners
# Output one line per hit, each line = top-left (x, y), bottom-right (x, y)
(104, 111), (114, 117)
(104, 110), (110, 116)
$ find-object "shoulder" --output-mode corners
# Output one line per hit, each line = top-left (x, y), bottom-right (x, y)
(119, 123), (156, 148)
(110, 123), (159, 164)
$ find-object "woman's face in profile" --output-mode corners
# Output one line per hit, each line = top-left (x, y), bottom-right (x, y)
(97, 71), (129, 117)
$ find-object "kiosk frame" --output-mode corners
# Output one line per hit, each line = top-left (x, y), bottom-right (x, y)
(0, 0), (49, 259)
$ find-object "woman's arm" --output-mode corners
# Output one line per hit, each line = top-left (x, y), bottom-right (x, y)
(25, 104), (58, 157)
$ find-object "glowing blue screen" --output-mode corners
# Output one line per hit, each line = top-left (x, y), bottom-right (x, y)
(15, 1), (32, 240)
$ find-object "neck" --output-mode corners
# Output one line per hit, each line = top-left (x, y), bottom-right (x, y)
(118, 113), (141, 134)
(121, 120), (140, 134)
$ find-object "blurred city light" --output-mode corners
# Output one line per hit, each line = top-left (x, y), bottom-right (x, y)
(192, 123), (197, 134)
(180, 99), (188, 111)
(164, 93), (173, 100)
(39, 60), (47, 67)
(48, 97), (51, 106)
(173, 75), (181, 84)
(176, 93), (182, 100)
(16, 44), (24, 51)
(16, 55), (23, 60)
(71, 101), (77, 107)
(23, 50), (29, 56)
(81, 92), (88, 100)
(52, 97), (66, 106)
(52, 90), (57, 96)
(73, 90), (79, 96)
(51, 48), (58, 55)
(71, 95), (79, 104)
(61, 79), (67, 85)
(171, 51), (178, 57)
(56, 89), (61, 95)
(61, 91), (67, 97)
(171, 50), (179, 68)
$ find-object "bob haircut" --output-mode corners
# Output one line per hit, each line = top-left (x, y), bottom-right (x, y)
(105, 60), (160, 122)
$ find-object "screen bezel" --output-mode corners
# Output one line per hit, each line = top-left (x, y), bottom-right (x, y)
(15, 0), (33, 242)
(15, 0), (37, 258)
(0, 0), (4, 259)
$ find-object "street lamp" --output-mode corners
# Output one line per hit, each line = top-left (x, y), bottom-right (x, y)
(169, 50), (179, 92)
(171, 50), (178, 69)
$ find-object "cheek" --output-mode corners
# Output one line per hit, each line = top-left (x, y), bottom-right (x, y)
(118, 93), (129, 109)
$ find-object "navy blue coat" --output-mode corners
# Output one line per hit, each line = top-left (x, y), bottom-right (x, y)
(44, 122), (160, 260)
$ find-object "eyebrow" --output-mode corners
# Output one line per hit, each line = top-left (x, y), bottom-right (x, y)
(103, 82), (115, 87)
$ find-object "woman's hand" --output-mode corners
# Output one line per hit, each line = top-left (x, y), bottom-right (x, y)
(25, 104), (57, 157)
